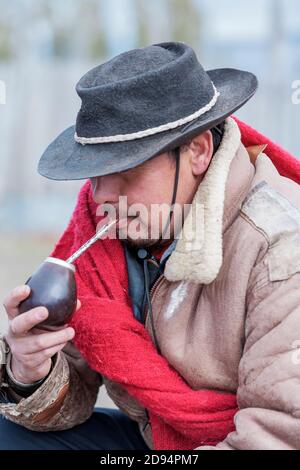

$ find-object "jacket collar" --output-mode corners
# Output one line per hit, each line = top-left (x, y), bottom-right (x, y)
(164, 117), (255, 284)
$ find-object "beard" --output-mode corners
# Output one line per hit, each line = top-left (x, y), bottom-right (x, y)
(121, 236), (169, 249)
(116, 216), (174, 249)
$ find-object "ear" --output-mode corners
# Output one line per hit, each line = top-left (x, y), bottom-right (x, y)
(189, 130), (214, 176)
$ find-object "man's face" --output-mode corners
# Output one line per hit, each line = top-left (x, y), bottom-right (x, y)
(90, 131), (213, 248)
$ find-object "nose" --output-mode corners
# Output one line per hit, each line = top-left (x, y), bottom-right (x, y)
(90, 175), (122, 206)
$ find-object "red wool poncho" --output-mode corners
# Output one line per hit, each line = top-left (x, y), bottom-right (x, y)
(50, 119), (300, 450)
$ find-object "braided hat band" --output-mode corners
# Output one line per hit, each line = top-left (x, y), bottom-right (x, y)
(74, 83), (220, 145)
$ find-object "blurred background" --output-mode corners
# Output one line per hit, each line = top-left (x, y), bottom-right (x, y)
(0, 0), (300, 405)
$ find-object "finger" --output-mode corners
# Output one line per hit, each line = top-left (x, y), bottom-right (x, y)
(32, 300), (80, 332)
(32, 324), (66, 335)
(10, 307), (49, 336)
(12, 327), (75, 355)
(3, 285), (31, 319)
(18, 342), (68, 369)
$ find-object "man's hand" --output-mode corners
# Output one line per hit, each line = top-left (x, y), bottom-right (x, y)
(2, 285), (80, 384)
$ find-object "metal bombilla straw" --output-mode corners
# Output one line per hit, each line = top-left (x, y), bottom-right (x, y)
(66, 219), (118, 264)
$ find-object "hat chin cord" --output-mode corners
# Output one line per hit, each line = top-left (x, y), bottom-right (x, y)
(139, 147), (180, 357)
(151, 146), (181, 250)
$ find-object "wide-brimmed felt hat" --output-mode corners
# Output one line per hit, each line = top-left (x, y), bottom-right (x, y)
(37, 41), (258, 181)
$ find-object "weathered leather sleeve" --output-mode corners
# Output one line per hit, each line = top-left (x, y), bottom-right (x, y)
(0, 340), (102, 431)
(195, 271), (300, 450)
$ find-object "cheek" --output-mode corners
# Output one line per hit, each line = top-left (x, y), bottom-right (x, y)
(125, 179), (150, 204)
(133, 175), (172, 204)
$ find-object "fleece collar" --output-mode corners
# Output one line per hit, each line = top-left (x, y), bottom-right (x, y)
(164, 117), (251, 284)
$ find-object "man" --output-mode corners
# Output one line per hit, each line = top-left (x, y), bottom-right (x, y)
(1, 41), (300, 450)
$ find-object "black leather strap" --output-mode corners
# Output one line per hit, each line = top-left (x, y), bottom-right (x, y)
(161, 146), (180, 241)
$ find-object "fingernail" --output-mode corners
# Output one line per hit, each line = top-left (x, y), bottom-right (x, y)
(68, 328), (75, 338)
(37, 309), (48, 320)
(19, 285), (29, 295)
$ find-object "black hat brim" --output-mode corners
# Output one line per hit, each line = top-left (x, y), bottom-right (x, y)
(37, 68), (258, 181)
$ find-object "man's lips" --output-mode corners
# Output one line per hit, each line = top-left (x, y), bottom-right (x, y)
(105, 215), (136, 228)
(100, 209), (140, 231)
(116, 217), (130, 229)
(96, 216), (130, 235)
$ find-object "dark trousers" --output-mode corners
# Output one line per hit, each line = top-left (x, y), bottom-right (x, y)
(0, 407), (150, 450)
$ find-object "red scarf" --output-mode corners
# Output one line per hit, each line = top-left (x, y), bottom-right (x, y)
(50, 119), (300, 450)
